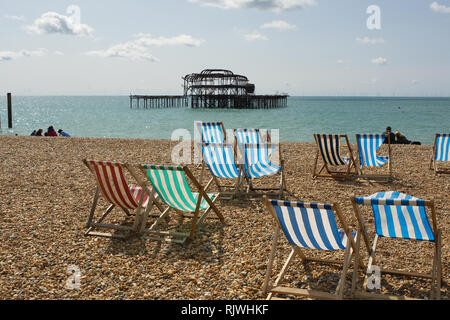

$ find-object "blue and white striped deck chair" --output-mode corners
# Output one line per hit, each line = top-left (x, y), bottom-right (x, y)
(262, 196), (357, 300)
(234, 128), (262, 165)
(234, 128), (261, 145)
(430, 134), (450, 174)
(313, 134), (357, 180)
(350, 191), (442, 300)
(201, 143), (243, 199)
(356, 134), (392, 180)
(197, 121), (226, 144)
(128, 164), (224, 244)
(242, 142), (286, 196)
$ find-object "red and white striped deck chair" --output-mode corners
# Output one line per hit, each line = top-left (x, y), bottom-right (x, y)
(82, 159), (158, 239)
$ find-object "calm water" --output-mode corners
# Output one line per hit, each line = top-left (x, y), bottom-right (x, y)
(0, 96), (449, 145)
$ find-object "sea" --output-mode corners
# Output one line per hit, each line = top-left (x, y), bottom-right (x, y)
(0, 96), (449, 145)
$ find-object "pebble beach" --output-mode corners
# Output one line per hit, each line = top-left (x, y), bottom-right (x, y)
(0, 135), (448, 300)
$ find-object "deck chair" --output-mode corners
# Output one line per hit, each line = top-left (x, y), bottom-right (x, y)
(82, 159), (156, 239)
(234, 128), (261, 145)
(196, 121), (227, 144)
(262, 196), (358, 300)
(429, 133), (450, 174)
(200, 143), (244, 199)
(313, 134), (357, 180)
(195, 121), (227, 168)
(355, 134), (392, 181)
(239, 142), (287, 197)
(350, 191), (442, 300)
(128, 164), (224, 244)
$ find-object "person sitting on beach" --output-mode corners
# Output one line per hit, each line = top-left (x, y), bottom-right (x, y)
(58, 129), (71, 137)
(45, 126), (58, 137)
(395, 131), (421, 145)
(383, 126), (396, 144)
(30, 130), (37, 136)
(35, 129), (43, 136)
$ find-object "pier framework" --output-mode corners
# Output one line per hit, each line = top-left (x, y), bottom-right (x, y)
(129, 69), (288, 109)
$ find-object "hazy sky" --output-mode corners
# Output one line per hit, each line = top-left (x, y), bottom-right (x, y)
(1, 0), (450, 96)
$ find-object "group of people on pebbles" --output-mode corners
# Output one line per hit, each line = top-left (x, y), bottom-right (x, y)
(383, 126), (421, 145)
(30, 126), (71, 137)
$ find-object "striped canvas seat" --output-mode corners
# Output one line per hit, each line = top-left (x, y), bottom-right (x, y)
(350, 191), (442, 300)
(430, 134), (450, 174)
(354, 191), (434, 241)
(262, 197), (357, 300)
(83, 160), (156, 239)
(234, 128), (260, 145)
(143, 165), (215, 212)
(199, 122), (225, 144)
(316, 134), (350, 166)
(89, 160), (151, 209)
(270, 200), (355, 250)
(434, 134), (450, 161)
(356, 134), (389, 167)
(244, 143), (281, 179)
(133, 164), (224, 243)
(202, 143), (240, 179)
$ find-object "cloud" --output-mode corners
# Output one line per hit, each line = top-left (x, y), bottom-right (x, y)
(188, 0), (317, 11)
(25, 11), (93, 36)
(133, 33), (205, 47)
(371, 57), (388, 65)
(260, 20), (297, 30)
(430, 2), (450, 13)
(411, 79), (420, 85)
(4, 14), (25, 21)
(242, 32), (268, 41)
(356, 37), (385, 45)
(86, 34), (205, 61)
(0, 48), (46, 62)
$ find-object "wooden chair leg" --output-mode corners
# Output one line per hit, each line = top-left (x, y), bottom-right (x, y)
(86, 187), (100, 228)
(263, 227), (280, 295)
(336, 240), (353, 298)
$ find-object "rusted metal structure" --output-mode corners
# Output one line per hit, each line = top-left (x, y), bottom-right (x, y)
(129, 69), (288, 109)
(183, 69), (287, 109)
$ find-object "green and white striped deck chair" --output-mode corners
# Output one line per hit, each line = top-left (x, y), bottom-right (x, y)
(128, 164), (224, 243)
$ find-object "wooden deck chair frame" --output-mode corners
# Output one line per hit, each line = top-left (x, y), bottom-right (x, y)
(429, 133), (450, 175)
(127, 164), (224, 244)
(350, 194), (443, 300)
(240, 142), (287, 198)
(355, 134), (392, 182)
(199, 142), (245, 200)
(262, 196), (362, 300)
(312, 134), (357, 181)
(82, 159), (157, 239)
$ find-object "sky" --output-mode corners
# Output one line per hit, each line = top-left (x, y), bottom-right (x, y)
(0, 0), (450, 96)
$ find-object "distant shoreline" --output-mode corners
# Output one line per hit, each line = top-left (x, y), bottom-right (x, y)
(4, 95), (450, 98)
